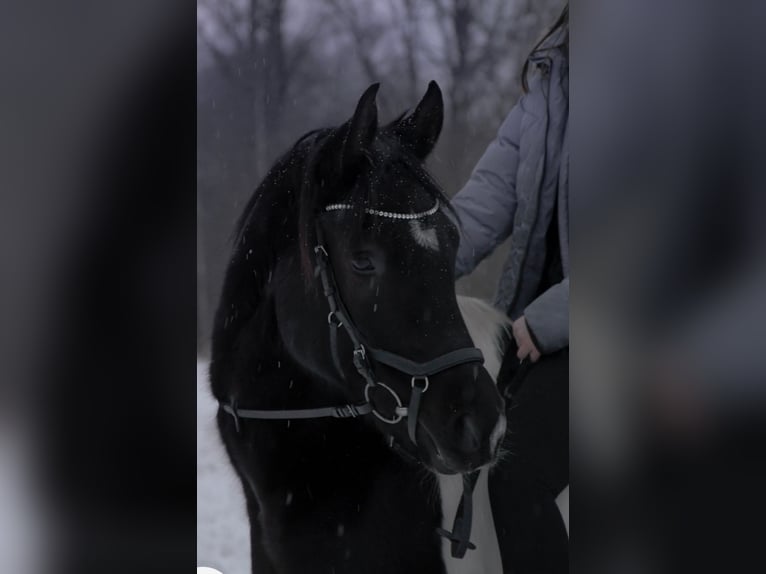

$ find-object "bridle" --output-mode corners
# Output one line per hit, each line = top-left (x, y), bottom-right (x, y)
(221, 199), (487, 558)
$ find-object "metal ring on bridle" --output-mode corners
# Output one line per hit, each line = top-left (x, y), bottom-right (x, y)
(411, 376), (429, 393)
(364, 382), (404, 424)
(328, 311), (343, 327)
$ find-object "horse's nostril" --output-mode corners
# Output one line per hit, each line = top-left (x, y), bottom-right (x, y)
(456, 414), (481, 453)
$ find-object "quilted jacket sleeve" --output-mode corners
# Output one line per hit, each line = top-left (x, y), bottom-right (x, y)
(451, 103), (523, 277)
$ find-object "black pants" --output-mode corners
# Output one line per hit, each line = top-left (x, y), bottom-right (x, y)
(490, 345), (569, 573)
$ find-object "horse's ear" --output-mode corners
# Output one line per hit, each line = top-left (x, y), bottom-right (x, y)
(344, 82), (380, 167)
(315, 83), (379, 189)
(393, 81), (443, 160)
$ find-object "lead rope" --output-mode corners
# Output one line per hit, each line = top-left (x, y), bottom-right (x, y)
(436, 470), (481, 558)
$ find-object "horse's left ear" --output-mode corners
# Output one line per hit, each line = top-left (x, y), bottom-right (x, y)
(392, 81), (444, 160)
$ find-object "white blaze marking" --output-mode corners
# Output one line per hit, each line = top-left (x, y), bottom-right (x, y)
(438, 470), (503, 574)
(409, 220), (439, 251)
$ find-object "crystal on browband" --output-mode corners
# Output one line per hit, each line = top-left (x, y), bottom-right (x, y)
(324, 199), (440, 220)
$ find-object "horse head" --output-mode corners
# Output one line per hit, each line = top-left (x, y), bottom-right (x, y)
(271, 82), (506, 474)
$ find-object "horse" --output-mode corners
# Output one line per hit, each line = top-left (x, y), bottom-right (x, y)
(209, 82), (567, 574)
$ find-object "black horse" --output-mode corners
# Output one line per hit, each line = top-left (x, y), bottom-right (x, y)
(210, 83), (567, 573)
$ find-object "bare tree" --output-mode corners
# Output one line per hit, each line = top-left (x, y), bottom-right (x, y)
(198, 0), (324, 175)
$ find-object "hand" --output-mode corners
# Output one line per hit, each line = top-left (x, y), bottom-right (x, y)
(512, 316), (541, 363)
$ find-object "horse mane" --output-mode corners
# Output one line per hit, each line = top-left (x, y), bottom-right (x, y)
(210, 128), (329, 393)
(232, 127), (329, 245)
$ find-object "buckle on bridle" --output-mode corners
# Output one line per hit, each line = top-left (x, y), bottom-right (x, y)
(327, 311), (343, 327)
(228, 398), (241, 434)
(353, 345), (370, 371)
(335, 404), (361, 418)
(314, 244), (328, 258)
(411, 376), (430, 393)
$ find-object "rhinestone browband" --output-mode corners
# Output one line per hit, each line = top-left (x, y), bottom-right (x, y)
(324, 199), (440, 220)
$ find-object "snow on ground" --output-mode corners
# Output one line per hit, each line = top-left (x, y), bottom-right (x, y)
(197, 361), (251, 574)
(0, 418), (48, 574)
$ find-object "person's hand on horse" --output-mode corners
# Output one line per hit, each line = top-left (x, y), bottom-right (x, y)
(512, 316), (541, 363)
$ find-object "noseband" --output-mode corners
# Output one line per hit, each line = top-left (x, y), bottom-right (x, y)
(221, 201), (486, 558)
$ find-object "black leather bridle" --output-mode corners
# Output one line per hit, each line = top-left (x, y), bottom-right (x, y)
(221, 212), (486, 558)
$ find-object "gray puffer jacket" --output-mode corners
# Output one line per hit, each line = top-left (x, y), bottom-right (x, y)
(452, 36), (569, 353)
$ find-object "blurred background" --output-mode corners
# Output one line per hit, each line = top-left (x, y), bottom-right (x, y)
(1, 1), (764, 573)
(196, 0), (564, 355)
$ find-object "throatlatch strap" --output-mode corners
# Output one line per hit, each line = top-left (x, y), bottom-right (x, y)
(437, 471), (480, 558)
(222, 401), (372, 423)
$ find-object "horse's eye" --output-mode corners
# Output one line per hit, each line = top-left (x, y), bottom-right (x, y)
(351, 255), (375, 273)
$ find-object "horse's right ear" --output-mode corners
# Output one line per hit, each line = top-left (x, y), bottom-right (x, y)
(391, 81), (443, 160)
(315, 83), (379, 191)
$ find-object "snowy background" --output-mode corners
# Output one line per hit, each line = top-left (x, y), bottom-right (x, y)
(0, 421), (48, 574)
(198, 361), (251, 574)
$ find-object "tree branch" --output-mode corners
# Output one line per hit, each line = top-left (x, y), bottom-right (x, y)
(197, 21), (252, 94)
(324, 0), (385, 84)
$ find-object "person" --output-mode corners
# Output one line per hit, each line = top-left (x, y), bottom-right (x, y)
(451, 5), (569, 572)
(453, 4), (569, 365)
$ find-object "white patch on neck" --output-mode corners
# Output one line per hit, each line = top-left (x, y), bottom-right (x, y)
(409, 220), (440, 251)
(437, 470), (503, 574)
(456, 296), (512, 381)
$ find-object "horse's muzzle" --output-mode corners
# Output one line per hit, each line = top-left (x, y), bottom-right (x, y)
(427, 407), (506, 474)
